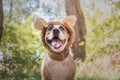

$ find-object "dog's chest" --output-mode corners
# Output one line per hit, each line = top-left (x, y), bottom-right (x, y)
(46, 55), (71, 79)
(49, 62), (68, 76)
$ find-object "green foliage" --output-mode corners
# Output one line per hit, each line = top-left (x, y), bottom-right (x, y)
(0, 16), (45, 79)
(76, 12), (120, 80)
(86, 14), (120, 60)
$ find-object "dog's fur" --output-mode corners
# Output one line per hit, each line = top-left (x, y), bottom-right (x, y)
(34, 15), (76, 80)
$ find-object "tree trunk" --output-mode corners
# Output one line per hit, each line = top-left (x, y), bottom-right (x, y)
(0, 0), (3, 40)
(65, 0), (86, 61)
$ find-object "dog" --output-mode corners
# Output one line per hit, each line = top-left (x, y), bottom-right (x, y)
(34, 15), (76, 80)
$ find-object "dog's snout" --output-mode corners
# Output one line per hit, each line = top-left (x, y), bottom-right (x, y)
(53, 29), (60, 34)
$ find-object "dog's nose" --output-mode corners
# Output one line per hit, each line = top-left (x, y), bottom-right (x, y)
(53, 29), (60, 34)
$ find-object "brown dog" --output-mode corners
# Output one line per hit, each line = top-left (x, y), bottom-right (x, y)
(34, 15), (76, 80)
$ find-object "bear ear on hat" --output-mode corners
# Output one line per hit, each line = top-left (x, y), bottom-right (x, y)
(34, 18), (48, 30)
(62, 15), (77, 27)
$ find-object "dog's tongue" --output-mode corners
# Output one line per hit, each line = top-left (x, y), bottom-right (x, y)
(51, 41), (62, 48)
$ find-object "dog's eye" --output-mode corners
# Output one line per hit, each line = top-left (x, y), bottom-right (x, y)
(59, 26), (64, 31)
(47, 25), (54, 31)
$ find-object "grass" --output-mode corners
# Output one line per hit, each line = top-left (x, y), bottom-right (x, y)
(75, 68), (120, 80)
(75, 51), (120, 80)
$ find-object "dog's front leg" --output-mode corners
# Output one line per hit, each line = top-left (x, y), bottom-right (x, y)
(41, 70), (51, 80)
(41, 68), (52, 80)
(42, 77), (51, 80)
(65, 77), (74, 80)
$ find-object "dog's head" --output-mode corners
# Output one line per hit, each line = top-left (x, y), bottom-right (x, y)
(34, 15), (76, 53)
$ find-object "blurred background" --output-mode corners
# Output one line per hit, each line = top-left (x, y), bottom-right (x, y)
(0, 0), (120, 80)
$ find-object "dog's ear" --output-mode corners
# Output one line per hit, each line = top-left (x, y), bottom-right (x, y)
(34, 18), (48, 30)
(62, 15), (77, 27)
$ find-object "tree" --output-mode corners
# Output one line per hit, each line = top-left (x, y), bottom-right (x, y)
(0, 0), (3, 40)
(65, 0), (86, 61)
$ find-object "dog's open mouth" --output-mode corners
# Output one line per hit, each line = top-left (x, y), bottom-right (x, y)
(46, 37), (66, 49)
